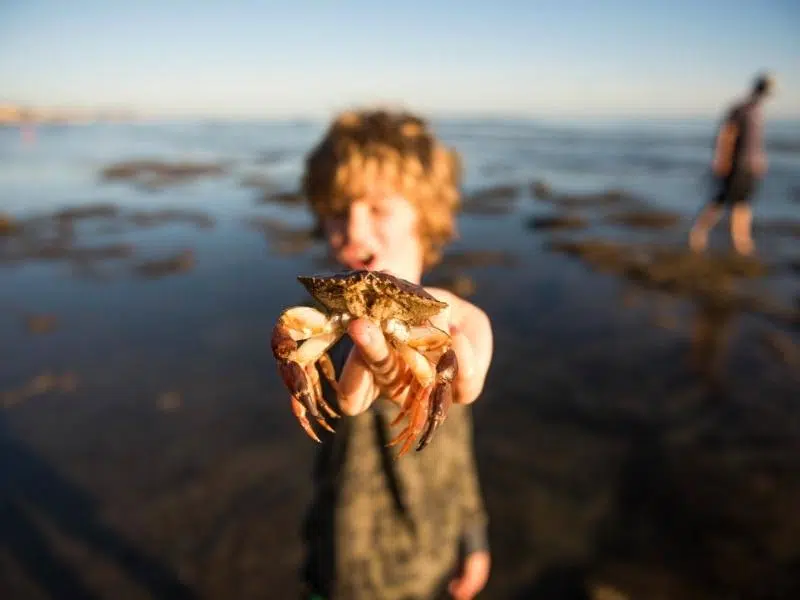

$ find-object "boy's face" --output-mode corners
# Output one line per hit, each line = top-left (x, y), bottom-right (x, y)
(322, 184), (425, 284)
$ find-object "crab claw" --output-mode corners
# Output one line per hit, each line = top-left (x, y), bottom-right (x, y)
(416, 348), (458, 451)
(279, 360), (324, 442)
(271, 306), (345, 442)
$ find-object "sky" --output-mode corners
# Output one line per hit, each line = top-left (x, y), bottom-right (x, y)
(1, 0), (799, 119)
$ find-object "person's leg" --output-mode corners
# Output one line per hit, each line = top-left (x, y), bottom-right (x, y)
(689, 203), (724, 252)
(727, 171), (757, 255)
(730, 203), (754, 255)
(689, 175), (730, 252)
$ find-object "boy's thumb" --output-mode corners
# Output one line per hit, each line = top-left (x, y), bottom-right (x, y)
(347, 319), (390, 367)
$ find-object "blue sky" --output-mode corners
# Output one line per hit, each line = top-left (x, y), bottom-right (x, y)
(1, 0), (798, 118)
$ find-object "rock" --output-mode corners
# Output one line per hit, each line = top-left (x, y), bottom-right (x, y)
(24, 313), (58, 334)
(539, 188), (643, 210)
(438, 249), (519, 270)
(256, 191), (305, 206)
(128, 209), (215, 229)
(530, 179), (552, 200)
(604, 210), (684, 230)
(56, 203), (119, 221)
(133, 249), (195, 279)
(100, 160), (227, 189)
(427, 274), (477, 298)
(462, 184), (519, 214)
(0, 213), (18, 235)
(527, 214), (589, 231)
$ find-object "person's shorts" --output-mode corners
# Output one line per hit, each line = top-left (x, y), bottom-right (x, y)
(713, 169), (759, 207)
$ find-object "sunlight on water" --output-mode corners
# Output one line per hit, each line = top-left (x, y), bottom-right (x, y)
(1, 118), (798, 599)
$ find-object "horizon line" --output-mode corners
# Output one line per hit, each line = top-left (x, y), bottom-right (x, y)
(3, 103), (800, 124)
(6, 113), (800, 124)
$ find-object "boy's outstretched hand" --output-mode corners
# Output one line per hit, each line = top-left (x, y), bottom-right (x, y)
(449, 550), (491, 600)
(337, 288), (493, 416)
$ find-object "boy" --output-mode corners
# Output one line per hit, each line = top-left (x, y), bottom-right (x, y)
(689, 72), (775, 255)
(294, 108), (493, 599)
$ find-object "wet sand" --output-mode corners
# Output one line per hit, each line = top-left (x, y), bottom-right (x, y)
(2, 148), (800, 600)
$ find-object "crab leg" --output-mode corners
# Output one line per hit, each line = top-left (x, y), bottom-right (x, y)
(416, 348), (458, 450)
(384, 323), (458, 453)
(305, 351), (341, 421)
(276, 306), (335, 340)
(388, 379), (434, 456)
(318, 352), (341, 395)
(271, 307), (345, 441)
(277, 334), (341, 441)
(405, 324), (451, 354)
(387, 343), (434, 426)
(383, 342), (437, 455)
(304, 363), (335, 433)
(411, 331), (458, 451)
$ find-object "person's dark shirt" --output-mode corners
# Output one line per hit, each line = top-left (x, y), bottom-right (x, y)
(301, 338), (489, 600)
(725, 99), (766, 175)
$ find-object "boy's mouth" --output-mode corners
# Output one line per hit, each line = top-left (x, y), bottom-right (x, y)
(346, 250), (377, 270)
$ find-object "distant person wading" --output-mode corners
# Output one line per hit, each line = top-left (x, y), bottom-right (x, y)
(689, 72), (775, 256)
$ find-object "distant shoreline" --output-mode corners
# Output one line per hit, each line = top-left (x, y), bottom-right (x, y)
(0, 104), (138, 126)
(1, 111), (799, 132)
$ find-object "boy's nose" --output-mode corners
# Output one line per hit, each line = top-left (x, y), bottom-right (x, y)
(345, 203), (371, 244)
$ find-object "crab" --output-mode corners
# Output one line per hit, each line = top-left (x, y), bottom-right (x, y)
(271, 269), (458, 456)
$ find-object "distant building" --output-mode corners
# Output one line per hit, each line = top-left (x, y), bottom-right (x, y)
(0, 104), (25, 124)
(0, 103), (138, 125)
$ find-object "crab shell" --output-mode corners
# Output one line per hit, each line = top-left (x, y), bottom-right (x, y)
(297, 269), (448, 325)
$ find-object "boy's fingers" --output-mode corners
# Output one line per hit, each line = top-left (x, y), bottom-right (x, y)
(339, 317), (474, 410)
(347, 318), (391, 369)
(338, 319), (400, 414)
(449, 325), (475, 387)
(338, 349), (374, 415)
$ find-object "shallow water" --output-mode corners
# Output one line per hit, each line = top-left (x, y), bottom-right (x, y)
(1, 119), (799, 599)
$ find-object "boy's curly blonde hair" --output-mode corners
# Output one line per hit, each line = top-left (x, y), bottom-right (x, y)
(302, 108), (462, 271)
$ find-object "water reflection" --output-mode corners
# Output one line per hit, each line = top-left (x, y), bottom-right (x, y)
(0, 413), (196, 599)
(688, 301), (735, 396)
